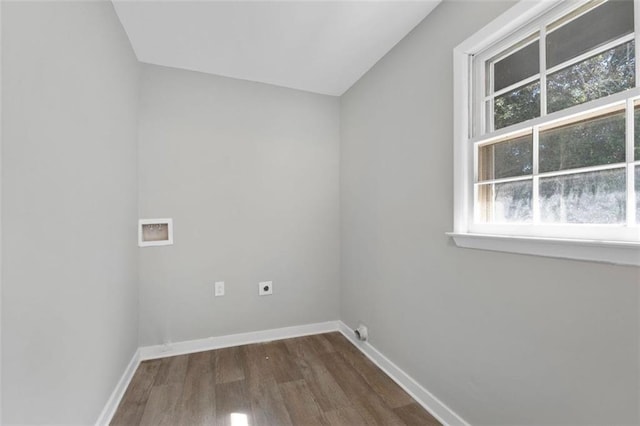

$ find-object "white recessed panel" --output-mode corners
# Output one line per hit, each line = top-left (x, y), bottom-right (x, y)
(139, 218), (174, 247)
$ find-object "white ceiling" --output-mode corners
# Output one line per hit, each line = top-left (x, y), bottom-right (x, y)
(112, 1), (440, 96)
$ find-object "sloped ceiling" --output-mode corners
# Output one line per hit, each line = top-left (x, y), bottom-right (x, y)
(113, 0), (440, 96)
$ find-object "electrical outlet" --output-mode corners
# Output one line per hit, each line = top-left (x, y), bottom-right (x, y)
(214, 281), (225, 297)
(259, 281), (273, 296)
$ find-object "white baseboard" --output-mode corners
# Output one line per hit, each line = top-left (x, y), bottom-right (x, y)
(337, 321), (469, 426)
(95, 348), (140, 426)
(139, 320), (340, 361)
(97, 320), (467, 426)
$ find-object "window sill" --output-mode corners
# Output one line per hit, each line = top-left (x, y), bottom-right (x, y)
(446, 232), (640, 266)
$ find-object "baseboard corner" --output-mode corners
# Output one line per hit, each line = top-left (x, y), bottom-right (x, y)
(337, 320), (469, 426)
(138, 320), (341, 361)
(95, 320), (463, 426)
(95, 348), (140, 426)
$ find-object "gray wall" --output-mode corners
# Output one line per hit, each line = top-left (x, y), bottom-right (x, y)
(1, 1), (140, 424)
(2, 1), (638, 424)
(339, 1), (640, 424)
(137, 64), (340, 346)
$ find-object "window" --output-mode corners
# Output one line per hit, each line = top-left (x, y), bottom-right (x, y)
(452, 0), (640, 265)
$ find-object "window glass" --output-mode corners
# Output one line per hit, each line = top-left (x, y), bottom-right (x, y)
(539, 168), (626, 224)
(546, 0), (634, 68)
(469, 0), (639, 239)
(636, 166), (640, 224)
(477, 180), (533, 223)
(547, 41), (635, 113)
(539, 110), (625, 173)
(493, 40), (540, 92)
(635, 104), (640, 161)
(494, 80), (540, 129)
(478, 135), (533, 180)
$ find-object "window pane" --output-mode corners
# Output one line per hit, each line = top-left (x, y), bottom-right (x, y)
(546, 0), (634, 69)
(636, 166), (640, 224)
(478, 135), (533, 181)
(547, 41), (635, 114)
(539, 110), (625, 173)
(494, 40), (540, 92)
(539, 168), (626, 224)
(635, 104), (640, 161)
(494, 80), (540, 130)
(477, 180), (533, 223)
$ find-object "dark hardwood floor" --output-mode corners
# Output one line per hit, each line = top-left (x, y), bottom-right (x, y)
(111, 332), (441, 426)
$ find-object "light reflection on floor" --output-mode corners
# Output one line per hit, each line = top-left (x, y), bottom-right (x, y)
(231, 412), (249, 426)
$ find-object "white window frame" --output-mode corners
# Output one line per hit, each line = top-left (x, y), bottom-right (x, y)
(450, 0), (640, 266)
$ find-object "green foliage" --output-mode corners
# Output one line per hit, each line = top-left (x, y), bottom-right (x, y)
(491, 40), (634, 176)
(539, 111), (625, 173)
(547, 41), (635, 113)
(485, 39), (636, 224)
(480, 135), (532, 179)
(494, 82), (540, 130)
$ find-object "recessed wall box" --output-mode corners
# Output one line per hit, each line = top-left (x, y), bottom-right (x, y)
(138, 218), (173, 247)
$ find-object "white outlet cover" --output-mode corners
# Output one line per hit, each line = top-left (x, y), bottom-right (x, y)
(214, 281), (225, 297)
(259, 281), (273, 296)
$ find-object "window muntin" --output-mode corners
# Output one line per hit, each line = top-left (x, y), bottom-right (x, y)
(477, 179), (533, 224)
(476, 131), (534, 224)
(475, 103), (636, 230)
(470, 0), (640, 242)
(480, 0), (635, 133)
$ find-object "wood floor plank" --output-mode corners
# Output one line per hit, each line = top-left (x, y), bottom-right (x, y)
(324, 406), (368, 426)
(242, 344), (293, 426)
(111, 333), (441, 426)
(320, 351), (405, 426)
(215, 346), (245, 384)
(307, 333), (337, 354)
(153, 354), (190, 386)
(138, 355), (189, 426)
(323, 332), (361, 356)
(176, 351), (216, 425)
(340, 345), (413, 408)
(284, 334), (334, 359)
(138, 383), (184, 426)
(250, 380), (294, 426)
(262, 340), (303, 384)
(285, 336), (351, 412)
(393, 402), (441, 426)
(242, 343), (276, 391)
(283, 335), (317, 359)
(215, 380), (254, 426)
(301, 359), (352, 412)
(110, 360), (162, 426)
(323, 332), (415, 410)
(279, 379), (329, 426)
